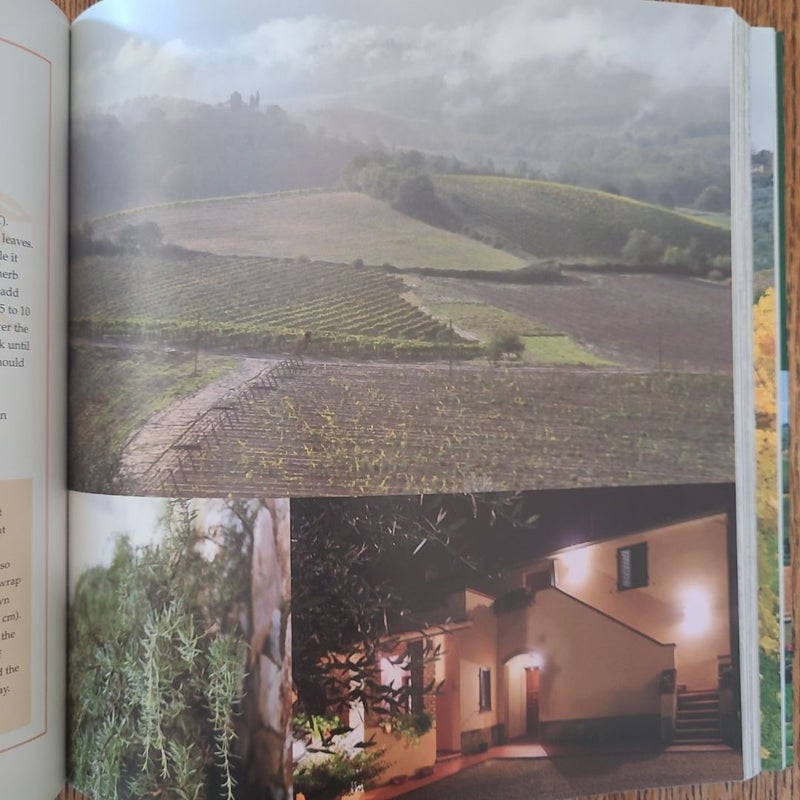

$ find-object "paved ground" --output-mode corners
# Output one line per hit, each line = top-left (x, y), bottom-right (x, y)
(358, 744), (743, 800)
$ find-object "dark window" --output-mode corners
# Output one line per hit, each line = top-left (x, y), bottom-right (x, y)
(479, 667), (492, 711)
(525, 565), (553, 591)
(617, 542), (648, 590)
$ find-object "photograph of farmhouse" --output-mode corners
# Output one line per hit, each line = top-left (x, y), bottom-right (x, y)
(67, 0), (741, 499)
(290, 484), (743, 800)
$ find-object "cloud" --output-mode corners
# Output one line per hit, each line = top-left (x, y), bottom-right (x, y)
(72, 0), (732, 114)
(113, 37), (156, 71)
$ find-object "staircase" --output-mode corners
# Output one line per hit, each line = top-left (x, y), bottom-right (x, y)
(674, 689), (722, 744)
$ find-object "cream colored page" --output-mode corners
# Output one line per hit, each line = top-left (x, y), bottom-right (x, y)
(0, 0), (68, 798)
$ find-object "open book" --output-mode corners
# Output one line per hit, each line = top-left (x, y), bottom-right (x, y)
(0, 0), (789, 798)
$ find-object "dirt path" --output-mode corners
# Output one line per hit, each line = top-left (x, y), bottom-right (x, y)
(118, 356), (276, 487)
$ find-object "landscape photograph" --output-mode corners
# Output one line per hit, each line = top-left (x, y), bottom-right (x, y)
(68, 0), (741, 498)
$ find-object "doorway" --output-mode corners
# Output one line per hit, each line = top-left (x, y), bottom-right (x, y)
(525, 667), (540, 739)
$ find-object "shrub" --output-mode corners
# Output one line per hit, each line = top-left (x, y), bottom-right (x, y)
(694, 185), (728, 212)
(710, 254), (732, 277)
(487, 330), (525, 362)
(389, 711), (434, 744)
(294, 749), (386, 800)
(116, 221), (163, 253)
(661, 244), (690, 268)
(621, 228), (665, 265)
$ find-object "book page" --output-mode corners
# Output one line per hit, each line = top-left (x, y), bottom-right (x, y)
(749, 26), (792, 771)
(67, 1), (757, 798)
(0, 0), (69, 798)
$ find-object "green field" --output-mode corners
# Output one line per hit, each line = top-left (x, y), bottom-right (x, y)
(519, 335), (612, 366)
(71, 253), (482, 361)
(432, 174), (731, 260)
(412, 300), (612, 366)
(91, 191), (527, 271)
(89, 177), (731, 275)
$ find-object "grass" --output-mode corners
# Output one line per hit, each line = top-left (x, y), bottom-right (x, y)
(432, 175), (731, 261)
(90, 191), (527, 272)
(759, 648), (785, 770)
(520, 335), (613, 366)
(786, 681), (794, 764)
(414, 300), (613, 367)
(676, 207), (732, 229)
(69, 345), (238, 493)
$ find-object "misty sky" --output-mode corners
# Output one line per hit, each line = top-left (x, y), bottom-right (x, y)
(750, 27), (779, 153)
(72, 0), (735, 119)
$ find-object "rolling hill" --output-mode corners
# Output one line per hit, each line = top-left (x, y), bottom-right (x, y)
(89, 192), (527, 272)
(432, 174), (731, 260)
(92, 177), (731, 274)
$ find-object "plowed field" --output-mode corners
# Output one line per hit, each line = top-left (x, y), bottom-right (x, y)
(128, 362), (735, 498)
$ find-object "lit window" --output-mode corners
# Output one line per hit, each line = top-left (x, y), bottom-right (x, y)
(617, 542), (648, 590)
(479, 667), (492, 711)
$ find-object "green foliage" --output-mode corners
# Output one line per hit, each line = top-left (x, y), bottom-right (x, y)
(487, 330), (525, 362)
(388, 710), (434, 744)
(760, 649), (783, 770)
(72, 102), (365, 218)
(621, 229), (665, 265)
(71, 253), (482, 363)
(659, 238), (726, 278)
(493, 587), (535, 615)
(294, 749), (386, 800)
(752, 173), (775, 271)
(69, 345), (235, 494)
(661, 244), (689, 267)
(290, 493), (548, 724)
(708, 255), (732, 280)
(294, 714), (349, 747)
(344, 152), (457, 229)
(694, 184), (728, 212)
(69, 502), (254, 800)
(116, 221), (164, 253)
(291, 495), (450, 720)
(431, 174), (730, 261)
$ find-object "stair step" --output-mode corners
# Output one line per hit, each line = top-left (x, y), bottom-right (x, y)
(678, 698), (719, 708)
(678, 707), (718, 714)
(676, 723), (720, 732)
(678, 696), (719, 703)
(673, 688), (723, 743)
(673, 738), (725, 745)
